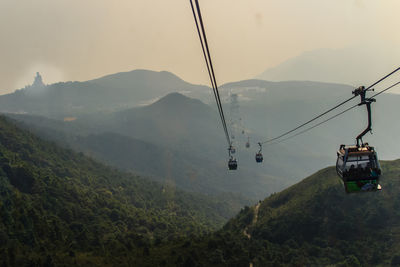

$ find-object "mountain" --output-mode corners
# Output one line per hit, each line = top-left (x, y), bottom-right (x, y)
(0, 70), (210, 118)
(89, 70), (211, 104)
(0, 115), (245, 266)
(7, 93), (285, 199)
(150, 159), (400, 266)
(7, 76), (400, 200)
(103, 92), (224, 152)
(256, 45), (400, 86)
(4, 68), (400, 199)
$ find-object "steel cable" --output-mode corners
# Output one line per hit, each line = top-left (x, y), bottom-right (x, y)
(260, 67), (400, 145)
(190, 0), (231, 146)
(267, 80), (400, 145)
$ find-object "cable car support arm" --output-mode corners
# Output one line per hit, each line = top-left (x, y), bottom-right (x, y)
(353, 86), (376, 147)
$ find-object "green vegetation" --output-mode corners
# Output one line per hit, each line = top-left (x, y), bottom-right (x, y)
(0, 116), (241, 266)
(2, 112), (400, 266)
(8, 93), (285, 199)
(150, 161), (400, 266)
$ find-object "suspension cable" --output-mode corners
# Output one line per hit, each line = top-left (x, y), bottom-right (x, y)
(189, 0), (229, 144)
(369, 81), (400, 99)
(260, 67), (400, 145)
(260, 95), (357, 145)
(267, 80), (400, 145)
(269, 104), (359, 146)
(190, 0), (231, 147)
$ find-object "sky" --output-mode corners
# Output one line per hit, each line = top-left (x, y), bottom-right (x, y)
(0, 0), (399, 94)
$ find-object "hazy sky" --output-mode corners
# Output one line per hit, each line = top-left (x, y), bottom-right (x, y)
(0, 0), (399, 94)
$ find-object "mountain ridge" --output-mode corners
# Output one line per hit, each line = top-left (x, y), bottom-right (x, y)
(256, 45), (400, 87)
(0, 69), (211, 118)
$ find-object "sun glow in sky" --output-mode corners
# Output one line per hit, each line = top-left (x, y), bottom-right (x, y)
(0, 0), (399, 94)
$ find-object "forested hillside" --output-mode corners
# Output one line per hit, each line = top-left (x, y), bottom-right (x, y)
(7, 93), (284, 199)
(0, 116), (244, 266)
(149, 160), (400, 266)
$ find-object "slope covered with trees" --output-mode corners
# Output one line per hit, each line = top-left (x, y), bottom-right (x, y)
(150, 160), (400, 266)
(0, 116), (243, 266)
(7, 93), (284, 199)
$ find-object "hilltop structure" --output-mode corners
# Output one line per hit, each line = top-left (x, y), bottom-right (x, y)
(22, 72), (47, 93)
(32, 72), (45, 88)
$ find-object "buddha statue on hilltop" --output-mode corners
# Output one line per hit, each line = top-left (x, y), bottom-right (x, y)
(32, 72), (45, 88)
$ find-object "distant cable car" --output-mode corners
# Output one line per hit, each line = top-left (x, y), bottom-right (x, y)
(336, 86), (382, 193)
(255, 142), (263, 163)
(228, 157), (238, 170)
(255, 153), (263, 163)
(228, 145), (238, 170)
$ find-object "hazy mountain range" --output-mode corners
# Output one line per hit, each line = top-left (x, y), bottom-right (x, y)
(0, 70), (211, 118)
(256, 44), (400, 87)
(8, 93), (284, 199)
(3, 69), (400, 200)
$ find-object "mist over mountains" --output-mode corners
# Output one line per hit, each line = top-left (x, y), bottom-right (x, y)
(0, 70), (211, 118)
(3, 68), (400, 200)
(8, 92), (284, 199)
(256, 44), (400, 87)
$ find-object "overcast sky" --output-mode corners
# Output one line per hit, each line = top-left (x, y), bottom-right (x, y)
(0, 0), (399, 94)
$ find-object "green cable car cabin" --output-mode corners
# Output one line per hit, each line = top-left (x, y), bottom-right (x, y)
(336, 144), (381, 193)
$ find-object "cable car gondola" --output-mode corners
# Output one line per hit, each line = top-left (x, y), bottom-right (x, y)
(336, 144), (381, 193)
(255, 142), (263, 163)
(228, 145), (238, 170)
(228, 157), (238, 170)
(255, 153), (263, 163)
(245, 137), (250, 148)
(336, 86), (382, 193)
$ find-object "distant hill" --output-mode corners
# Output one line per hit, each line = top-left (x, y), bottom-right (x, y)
(256, 45), (400, 86)
(0, 116), (245, 265)
(104, 92), (223, 152)
(7, 76), (400, 199)
(151, 159), (400, 266)
(0, 69), (210, 118)
(4, 68), (400, 198)
(8, 93), (285, 199)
